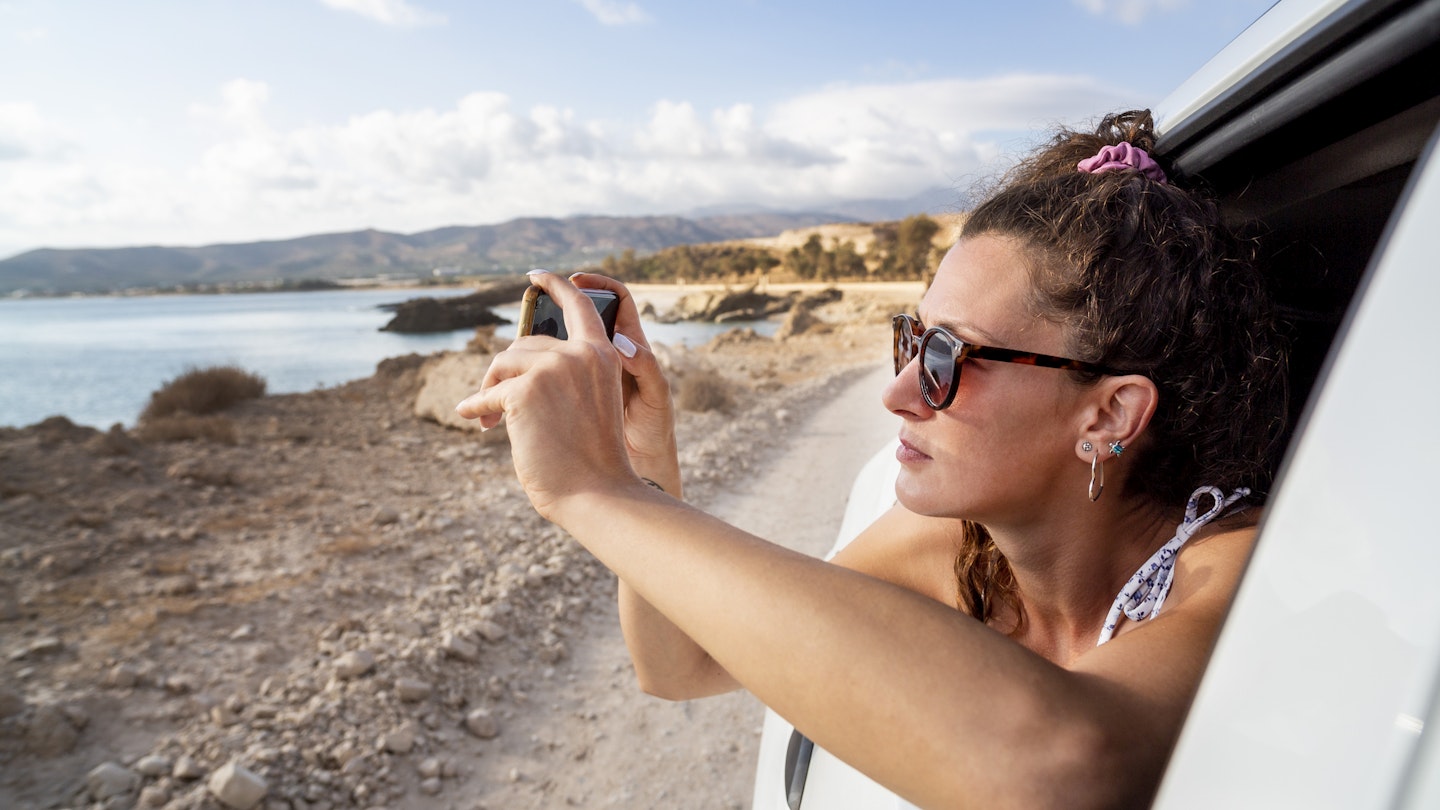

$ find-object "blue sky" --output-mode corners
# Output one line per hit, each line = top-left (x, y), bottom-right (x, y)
(0, 0), (1275, 259)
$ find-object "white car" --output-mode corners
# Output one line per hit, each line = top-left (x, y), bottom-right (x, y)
(754, 0), (1440, 806)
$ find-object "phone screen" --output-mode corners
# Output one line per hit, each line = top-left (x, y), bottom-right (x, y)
(517, 286), (620, 340)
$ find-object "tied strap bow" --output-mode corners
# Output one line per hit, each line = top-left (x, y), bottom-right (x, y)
(1096, 486), (1249, 645)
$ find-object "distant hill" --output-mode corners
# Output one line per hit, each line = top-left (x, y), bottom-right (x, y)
(0, 212), (857, 296)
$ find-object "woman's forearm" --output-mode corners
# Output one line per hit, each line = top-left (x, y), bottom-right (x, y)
(617, 580), (742, 699)
(553, 486), (1140, 809)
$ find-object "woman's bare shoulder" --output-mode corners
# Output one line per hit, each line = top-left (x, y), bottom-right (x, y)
(828, 505), (965, 607)
(1165, 507), (1264, 611)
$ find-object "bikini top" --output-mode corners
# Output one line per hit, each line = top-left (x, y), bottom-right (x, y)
(1096, 485), (1250, 646)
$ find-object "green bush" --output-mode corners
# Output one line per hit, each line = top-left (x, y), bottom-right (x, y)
(141, 365), (266, 422)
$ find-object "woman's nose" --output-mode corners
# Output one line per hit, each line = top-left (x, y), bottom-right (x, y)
(882, 356), (930, 418)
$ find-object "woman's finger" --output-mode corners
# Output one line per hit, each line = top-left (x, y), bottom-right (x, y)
(572, 272), (650, 350)
(525, 270), (610, 344)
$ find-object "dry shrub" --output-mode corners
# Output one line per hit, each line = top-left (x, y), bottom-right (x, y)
(376, 352), (427, 378)
(319, 535), (380, 556)
(141, 365), (266, 422)
(136, 413), (238, 444)
(677, 374), (738, 413)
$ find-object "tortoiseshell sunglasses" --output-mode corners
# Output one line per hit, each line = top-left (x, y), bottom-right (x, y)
(892, 313), (1118, 410)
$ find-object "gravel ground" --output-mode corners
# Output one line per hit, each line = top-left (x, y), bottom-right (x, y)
(0, 283), (920, 810)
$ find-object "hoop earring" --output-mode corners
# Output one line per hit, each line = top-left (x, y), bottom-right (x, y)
(1089, 449), (1105, 502)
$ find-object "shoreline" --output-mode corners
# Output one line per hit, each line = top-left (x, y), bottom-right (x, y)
(0, 282), (924, 432)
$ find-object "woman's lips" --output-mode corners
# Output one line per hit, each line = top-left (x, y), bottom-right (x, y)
(896, 437), (932, 464)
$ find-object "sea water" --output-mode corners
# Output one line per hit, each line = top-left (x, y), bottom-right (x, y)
(0, 288), (779, 429)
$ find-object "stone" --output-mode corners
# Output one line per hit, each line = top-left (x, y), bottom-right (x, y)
(25, 703), (79, 756)
(333, 650), (375, 679)
(87, 761), (141, 800)
(464, 708), (499, 739)
(135, 753), (174, 776)
(331, 740), (359, 766)
(138, 784), (171, 807)
(394, 677), (432, 702)
(165, 673), (198, 694)
(208, 761), (269, 810)
(60, 701), (89, 729)
(0, 685), (25, 719)
(419, 777), (443, 796)
(440, 632), (478, 662)
(412, 352), (509, 439)
(10, 635), (62, 660)
(417, 757), (441, 779)
(476, 620), (508, 643)
(380, 724), (417, 754)
(173, 754), (206, 779)
(105, 662), (142, 689)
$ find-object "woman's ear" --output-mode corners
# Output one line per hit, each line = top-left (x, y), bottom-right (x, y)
(1075, 374), (1158, 460)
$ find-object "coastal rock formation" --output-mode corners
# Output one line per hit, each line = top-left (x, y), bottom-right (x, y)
(412, 348), (511, 440)
(654, 284), (845, 327)
(379, 275), (532, 333)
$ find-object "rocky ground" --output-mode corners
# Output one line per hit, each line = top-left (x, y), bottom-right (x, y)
(0, 283), (922, 810)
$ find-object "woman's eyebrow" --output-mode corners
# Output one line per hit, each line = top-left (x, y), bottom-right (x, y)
(916, 310), (1002, 344)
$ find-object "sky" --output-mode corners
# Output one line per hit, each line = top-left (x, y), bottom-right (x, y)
(0, 0), (1277, 259)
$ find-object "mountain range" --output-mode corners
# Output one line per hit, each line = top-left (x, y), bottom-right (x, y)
(0, 188), (965, 297)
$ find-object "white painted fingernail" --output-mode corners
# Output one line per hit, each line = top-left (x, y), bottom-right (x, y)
(527, 268), (549, 276)
(612, 333), (637, 358)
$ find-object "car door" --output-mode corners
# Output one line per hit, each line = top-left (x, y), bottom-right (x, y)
(1153, 119), (1440, 809)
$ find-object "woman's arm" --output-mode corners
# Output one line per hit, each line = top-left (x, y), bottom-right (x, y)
(459, 272), (1254, 809)
(623, 503), (969, 700)
(553, 486), (1255, 810)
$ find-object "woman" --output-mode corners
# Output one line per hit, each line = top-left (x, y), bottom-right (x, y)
(457, 110), (1288, 809)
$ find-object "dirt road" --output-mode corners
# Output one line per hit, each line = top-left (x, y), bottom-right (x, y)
(465, 362), (900, 809)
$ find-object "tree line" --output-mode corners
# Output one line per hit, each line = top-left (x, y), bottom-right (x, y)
(586, 214), (948, 284)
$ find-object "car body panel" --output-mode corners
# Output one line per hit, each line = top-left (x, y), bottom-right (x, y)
(1154, 0), (1342, 129)
(1153, 122), (1440, 810)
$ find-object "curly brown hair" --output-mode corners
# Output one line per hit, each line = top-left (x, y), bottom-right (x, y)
(952, 110), (1289, 624)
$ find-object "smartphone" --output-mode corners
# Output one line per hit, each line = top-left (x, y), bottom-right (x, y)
(517, 285), (620, 340)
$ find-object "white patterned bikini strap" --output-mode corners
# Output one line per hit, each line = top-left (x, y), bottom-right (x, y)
(1095, 486), (1250, 646)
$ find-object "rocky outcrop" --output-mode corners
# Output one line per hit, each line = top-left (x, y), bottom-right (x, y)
(656, 284), (843, 324)
(412, 351), (509, 440)
(380, 275), (532, 333)
(774, 288), (844, 340)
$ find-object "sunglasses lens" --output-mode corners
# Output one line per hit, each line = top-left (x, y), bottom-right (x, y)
(893, 316), (918, 374)
(921, 332), (957, 407)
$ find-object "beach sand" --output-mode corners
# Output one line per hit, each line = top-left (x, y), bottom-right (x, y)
(0, 281), (921, 809)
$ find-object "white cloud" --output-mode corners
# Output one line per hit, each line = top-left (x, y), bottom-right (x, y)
(1072, 0), (1189, 25)
(576, 0), (651, 26)
(0, 73), (1134, 255)
(317, 0), (446, 27)
(0, 102), (74, 162)
(188, 79), (272, 134)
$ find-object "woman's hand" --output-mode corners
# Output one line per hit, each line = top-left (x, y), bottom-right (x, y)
(455, 270), (678, 517)
(570, 272), (682, 497)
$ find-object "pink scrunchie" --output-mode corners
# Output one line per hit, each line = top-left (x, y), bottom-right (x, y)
(1076, 142), (1167, 184)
